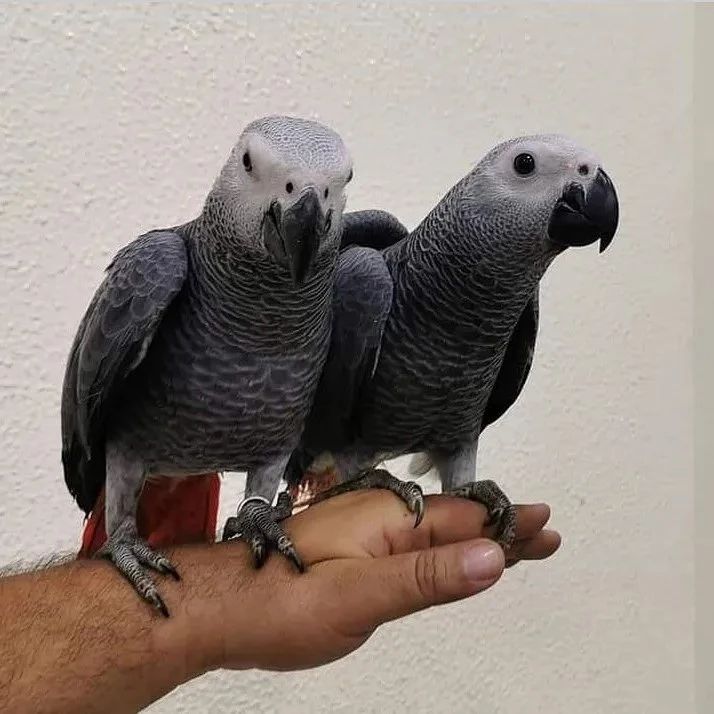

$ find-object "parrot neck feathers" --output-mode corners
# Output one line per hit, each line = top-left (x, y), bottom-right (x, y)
(384, 191), (556, 349)
(175, 217), (336, 353)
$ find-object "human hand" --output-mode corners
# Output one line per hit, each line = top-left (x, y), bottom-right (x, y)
(176, 490), (560, 673)
(0, 489), (559, 714)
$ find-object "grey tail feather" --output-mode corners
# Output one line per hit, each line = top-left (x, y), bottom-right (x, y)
(408, 452), (434, 477)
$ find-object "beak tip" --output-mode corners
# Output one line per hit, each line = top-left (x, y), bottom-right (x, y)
(598, 230), (615, 253)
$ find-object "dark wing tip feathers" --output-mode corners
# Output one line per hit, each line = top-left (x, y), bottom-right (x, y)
(340, 210), (408, 251)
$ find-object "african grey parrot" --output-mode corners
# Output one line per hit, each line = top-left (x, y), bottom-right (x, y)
(61, 115), (353, 614)
(286, 135), (619, 545)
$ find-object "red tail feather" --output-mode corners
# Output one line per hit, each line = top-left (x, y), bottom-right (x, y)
(78, 474), (221, 558)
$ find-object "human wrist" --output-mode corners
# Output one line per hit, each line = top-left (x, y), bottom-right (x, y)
(156, 542), (255, 676)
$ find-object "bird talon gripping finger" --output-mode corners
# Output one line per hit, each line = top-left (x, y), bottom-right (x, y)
(448, 480), (517, 550)
(97, 529), (180, 616)
(222, 495), (304, 572)
(303, 468), (425, 528)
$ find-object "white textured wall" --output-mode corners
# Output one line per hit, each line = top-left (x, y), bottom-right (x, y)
(695, 6), (713, 713)
(0, 4), (695, 713)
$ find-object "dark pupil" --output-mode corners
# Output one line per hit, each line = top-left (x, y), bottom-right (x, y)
(242, 152), (252, 171)
(514, 153), (535, 175)
(286, 182), (293, 194)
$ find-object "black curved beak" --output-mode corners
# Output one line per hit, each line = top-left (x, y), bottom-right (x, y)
(548, 168), (619, 253)
(263, 188), (325, 285)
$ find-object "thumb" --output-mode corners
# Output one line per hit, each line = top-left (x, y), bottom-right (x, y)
(335, 538), (505, 633)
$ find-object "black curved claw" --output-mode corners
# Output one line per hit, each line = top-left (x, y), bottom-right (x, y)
(276, 535), (305, 573)
(412, 494), (425, 529)
(304, 468), (427, 528)
(148, 591), (170, 618)
(249, 530), (268, 568)
(161, 563), (181, 581)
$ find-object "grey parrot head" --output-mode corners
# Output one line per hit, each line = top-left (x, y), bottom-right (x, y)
(464, 134), (619, 255)
(209, 115), (353, 284)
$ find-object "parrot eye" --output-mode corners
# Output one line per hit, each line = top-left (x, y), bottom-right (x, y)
(578, 164), (589, 176)
(513, 153), (535, 176)
(324, 188), (329, 199)
(285, 182), (294, 194)
(242, 152), (252, 173)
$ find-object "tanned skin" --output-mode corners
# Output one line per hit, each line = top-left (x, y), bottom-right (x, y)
(0, 491), (559, 714)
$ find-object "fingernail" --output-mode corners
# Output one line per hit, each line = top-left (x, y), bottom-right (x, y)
(462, 542), (504, 583)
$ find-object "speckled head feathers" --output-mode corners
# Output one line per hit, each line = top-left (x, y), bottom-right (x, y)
(240, 115), (351, 175)
(205, 116), (353, 266)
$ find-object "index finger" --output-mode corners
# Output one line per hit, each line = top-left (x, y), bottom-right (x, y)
(283, 489), (550, 564)
(386, 498), (552, 555)
(281, 489), (489, 564)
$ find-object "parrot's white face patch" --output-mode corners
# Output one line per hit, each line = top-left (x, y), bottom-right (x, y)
(484, 135), (602, 206)
(236, 132), (352, 218)
(211, 115), (353, 251)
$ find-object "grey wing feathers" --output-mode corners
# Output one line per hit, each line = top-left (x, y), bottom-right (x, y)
(290, 246), (393, 481)
(481, 289), (540, 429)
(340, 209), (408, 251)
(61, 230), (188, 513)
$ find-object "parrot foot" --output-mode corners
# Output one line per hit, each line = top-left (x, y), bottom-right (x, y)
(307, 468), (425, 527)
(448, 479), (516, 549)
(97, 525), (179, 618)
(221, 493), (305, 572)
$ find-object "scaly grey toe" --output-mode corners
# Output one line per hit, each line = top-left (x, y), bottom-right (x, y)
(307, 468), (426, 527)
(98, 535), (178, 617)
(448, 479), (517, 549)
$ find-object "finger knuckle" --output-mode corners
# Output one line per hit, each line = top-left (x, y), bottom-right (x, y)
(413, 549), (444, 601)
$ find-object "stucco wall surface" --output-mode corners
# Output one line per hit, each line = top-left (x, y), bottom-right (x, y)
(0, 4), (694, 713)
